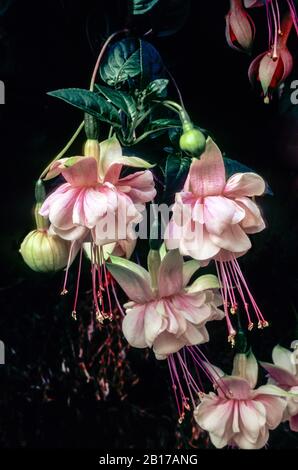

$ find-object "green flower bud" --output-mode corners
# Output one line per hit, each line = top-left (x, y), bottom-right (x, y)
(179, 127), (206, 157)
(20, 230), (70, 272)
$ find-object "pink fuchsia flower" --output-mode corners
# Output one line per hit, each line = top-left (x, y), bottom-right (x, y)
(40, 137), (156, 245)
(225, 0), (255, 53)
(40, 136), (156, 320)
(248, 11), (294, 103)
(194, 351), (287, 449)
(261, 344), (298, 432)
(106, 248), (224, 359)
(165, 137), (267, 343)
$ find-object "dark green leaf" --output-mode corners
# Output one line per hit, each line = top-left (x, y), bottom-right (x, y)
(95, 84), (137, 119)
(100, 38), (141, 86)
(163, 153), (191, 203)
(48, 88), (121, 127)
(100, 38), (165, 88)
(148, 118), (181, 130)
(131, 0), (159, 15)
(144, 79), (169, 100)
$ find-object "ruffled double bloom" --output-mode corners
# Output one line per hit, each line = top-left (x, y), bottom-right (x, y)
(107, 249), (224, 359)
(40, 136), (156, 251)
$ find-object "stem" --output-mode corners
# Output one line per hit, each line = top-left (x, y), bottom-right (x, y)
(39, 121), (84, 179)
(89, 29), (129, 92)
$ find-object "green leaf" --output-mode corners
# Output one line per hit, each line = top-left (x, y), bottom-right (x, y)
(95, 84), (137, 119)
(163, 153), (190, 203)
(148, 118), (181, 130)
(131, 0), (160, 15)
(144, 79), (169, 100)
(100, 38), (164, 88)
(100, 38), (141, 86)
(48, 88), (121, 127)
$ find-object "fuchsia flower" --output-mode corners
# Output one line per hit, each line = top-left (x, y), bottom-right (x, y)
(261, 344), (298, 432)
(40, 136), (156, 319)
(40, 137), (156, 246)
(166, 138), (267, 342)
(194, 351), (287, 449)
(248, 9), (296, 102)
(225, 0), (255, 53)
(107, 249), (224, 359)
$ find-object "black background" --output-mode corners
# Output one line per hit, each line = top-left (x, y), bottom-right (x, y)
(0, 0), (298, 449)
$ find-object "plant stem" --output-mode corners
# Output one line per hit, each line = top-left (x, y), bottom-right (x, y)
(39, 121), (84, 179)
(89, 29), (129, 91)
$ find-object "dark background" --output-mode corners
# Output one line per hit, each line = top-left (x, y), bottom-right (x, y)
(0, 0), (298, 449)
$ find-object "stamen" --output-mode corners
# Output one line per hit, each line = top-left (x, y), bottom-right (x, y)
(61, 240), (75, 295)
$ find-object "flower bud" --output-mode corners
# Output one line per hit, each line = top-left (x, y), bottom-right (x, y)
(20, 230), (70, 272)
(225, 0), (255, 53)
(179, 127), (206, 157)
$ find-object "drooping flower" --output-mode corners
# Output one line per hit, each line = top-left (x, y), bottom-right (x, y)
(248, 11), (294, 102)
(165, 137), (267, 343)
(261, 344), (298, 432)
(225, 0), (255, 53)
(106, 248), (224, 359)
(194, 351), (287, 449)
(39, 136), (156, 320)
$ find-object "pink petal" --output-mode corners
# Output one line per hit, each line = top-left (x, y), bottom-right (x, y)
(194, 397), (234, 447)
(51, 224), (89, 242)
(117, 170), (156, 204)
(238, 400), (265, 444)
(179, 220), (221, 261)
(254, 394), (286, 429)
(47, 187), (81, 230)
(182, 323), (209, 345)
(204, 196), (245, 235)
(158, 249), (183, 297)
(224, 172), (265, 197)
(290, 414), (298, 432)
(260, 362), (298, 388)
(144, 301), (165, 347)
(186, 138), (226, 197)
(219, 377), (251, 400)
(122, 306), (147, 348)
(81, 188), (107, 228)
(236, 197), (265, 234)
(61, 157), (98, 187)
(153, 330), (186, 359)
(209, 224), (251, 253)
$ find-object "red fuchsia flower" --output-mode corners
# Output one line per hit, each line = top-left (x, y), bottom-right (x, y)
(225, 0), (256, 53)
(194, 351), (287, 449)
(165, 137), (267, 344)
(106, 248), (224, 359)
(248, 11), (294, 102)
(40, 136), (156, 320)
(261, 344), (298, 432)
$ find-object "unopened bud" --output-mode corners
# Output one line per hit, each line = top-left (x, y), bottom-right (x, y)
(20, 230), (70, 272)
